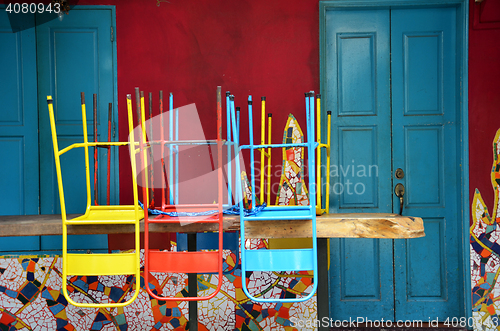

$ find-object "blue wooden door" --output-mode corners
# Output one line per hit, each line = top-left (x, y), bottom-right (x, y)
(36, 9), (116, 250)
(326, 5), (463, 321)
(325, 8), (394, 320)
(0, 11), (40, 251)
(391, 7), (461, 320)
(0, 11), (38, 216)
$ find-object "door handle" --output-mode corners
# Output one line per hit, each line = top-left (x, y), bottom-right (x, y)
(394, 183), (405, 215)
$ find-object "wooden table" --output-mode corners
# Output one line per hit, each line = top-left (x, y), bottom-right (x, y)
(0, 213), (424, 331)
(0, 213), (424, 238)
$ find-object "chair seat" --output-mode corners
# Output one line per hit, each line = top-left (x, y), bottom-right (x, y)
(244, 248), (315, 271)
(151, 214), (220, 224)
(66, 205), (139, 225)
(66, 252), (138, 276)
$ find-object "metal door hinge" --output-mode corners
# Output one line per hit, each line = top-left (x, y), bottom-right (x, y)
(111, 26), (114, 42)
(112, 122), (116, 138)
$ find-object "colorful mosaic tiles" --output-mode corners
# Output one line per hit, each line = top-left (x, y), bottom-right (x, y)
(276, 114), (309, 207)
(471, 129), (500, 330)
(241, 171), (260, 210)
(0, 247), (315, 330)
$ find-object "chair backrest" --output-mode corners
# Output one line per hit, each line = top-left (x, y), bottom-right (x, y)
(47, 93), (141, 308)
(133, 87), (227, 301)
(229, 92), (319, 303)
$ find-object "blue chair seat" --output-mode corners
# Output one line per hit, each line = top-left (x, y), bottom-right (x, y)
(244, 207), (314, 221)
(245, 249), (315, 271)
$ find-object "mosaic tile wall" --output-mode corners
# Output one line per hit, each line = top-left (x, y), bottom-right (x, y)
(276, 114), (309, 207)
(471, 128), (500, 331)
(0, 246), (316, 331)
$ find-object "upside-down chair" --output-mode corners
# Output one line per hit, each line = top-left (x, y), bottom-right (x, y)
(47, 93), (141, 308)
(133, 87), (226, 301)
(230, 92), (319, 303)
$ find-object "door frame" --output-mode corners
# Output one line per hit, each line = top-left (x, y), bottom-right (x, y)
(319, 0), (470, 320)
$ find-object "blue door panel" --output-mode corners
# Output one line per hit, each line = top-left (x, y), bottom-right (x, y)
(404, 126), (444, 207)
(391, 6), (461, 320)
(0, 138), (27, 215)
(0, 11), (40, 252)
(330, 237), (394, 320)
(404, 218), (446, 299)
(0, 237), (40, 252)
(0, 11), (39, 217)
(37, 9), (116, 214)
(338, 127), (379, 208)
(40, 235), (108, 251)
(326, 8), (392, 213)
(326, 8), (393, 320)
(340, 239), (381, 299)
(0, 9), (117, 254)
(402, 34), (441, 114)
(35, 9), (115, 251)
(326, 5), (462, 321)
(337, 33), (377, 116)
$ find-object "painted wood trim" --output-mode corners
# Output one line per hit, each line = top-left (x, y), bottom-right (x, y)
(458, 0), (472, 325)
(111, 6), (120, 205)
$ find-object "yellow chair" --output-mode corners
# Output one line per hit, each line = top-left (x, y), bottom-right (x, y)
(47, 93), (141, 308)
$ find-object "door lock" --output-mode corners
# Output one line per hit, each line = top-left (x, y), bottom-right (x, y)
(395, 168), (404, 179)
(394, 183), (405, 215)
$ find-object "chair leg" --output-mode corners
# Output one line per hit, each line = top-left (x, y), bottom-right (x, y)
(188, 233), (198, 331)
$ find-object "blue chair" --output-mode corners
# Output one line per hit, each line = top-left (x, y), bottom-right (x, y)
(230, 92), (319, 303)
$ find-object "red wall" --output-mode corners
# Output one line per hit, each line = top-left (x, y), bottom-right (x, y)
(79, 0), (320, 205)
(468, 0), (500, 215)
(77, 0), (500, 219)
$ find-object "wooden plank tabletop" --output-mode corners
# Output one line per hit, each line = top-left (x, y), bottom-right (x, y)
(0, 213), (423, 239)
(241, 213), (424, 239)
(0, 214), (239, 236)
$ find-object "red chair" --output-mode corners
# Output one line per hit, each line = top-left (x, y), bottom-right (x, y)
(131, 87), (225, 301)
